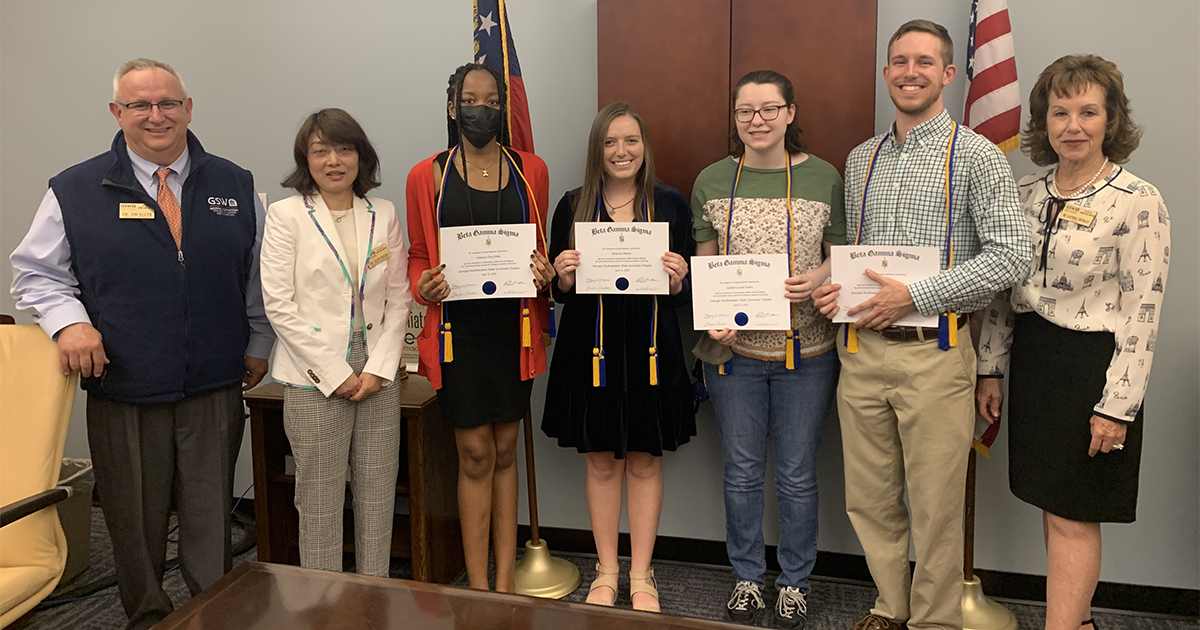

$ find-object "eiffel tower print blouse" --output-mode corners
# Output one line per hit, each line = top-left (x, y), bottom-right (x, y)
(977, 166), (1171, 423)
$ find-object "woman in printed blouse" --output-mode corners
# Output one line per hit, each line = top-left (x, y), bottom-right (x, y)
(976, 55), (1170, 630)
(405, 63), (554, 592)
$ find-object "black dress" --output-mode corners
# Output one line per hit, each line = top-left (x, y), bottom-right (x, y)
(540, 183), (697, 458)
(1007, 312), (1144, 523)
(436, 151), (534, 428)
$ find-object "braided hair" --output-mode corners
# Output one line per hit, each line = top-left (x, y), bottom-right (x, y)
(445, 63), (512, 149)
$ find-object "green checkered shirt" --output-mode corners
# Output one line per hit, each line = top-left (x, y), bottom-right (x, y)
(842, 110), (1032, 315)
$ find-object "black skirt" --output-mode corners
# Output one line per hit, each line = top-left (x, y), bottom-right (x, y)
(439, 298), (532, 428)
(1008, 312), (1143, 523)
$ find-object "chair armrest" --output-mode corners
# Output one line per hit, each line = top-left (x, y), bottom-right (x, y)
(1, 487), (71, 527)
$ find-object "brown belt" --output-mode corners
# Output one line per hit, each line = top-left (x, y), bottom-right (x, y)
(875, 315), (968, 342)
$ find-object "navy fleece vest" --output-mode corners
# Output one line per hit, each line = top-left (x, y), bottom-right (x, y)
(51, 131), (257, 403)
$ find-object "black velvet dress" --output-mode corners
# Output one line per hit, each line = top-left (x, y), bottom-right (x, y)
(436, 151), (533, 428)
(540, 183), (697, 458)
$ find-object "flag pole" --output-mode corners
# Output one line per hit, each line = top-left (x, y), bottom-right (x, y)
(962, 315), (1017, 630)
(962, 449), (1017, 630)
(514, 406), (581, 598)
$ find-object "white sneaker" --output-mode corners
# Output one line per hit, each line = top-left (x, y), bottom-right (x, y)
(725, 580), (765, 624)
(771, 586), (808, 629)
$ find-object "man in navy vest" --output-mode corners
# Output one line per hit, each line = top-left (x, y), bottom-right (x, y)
(10, 58), (274, 630)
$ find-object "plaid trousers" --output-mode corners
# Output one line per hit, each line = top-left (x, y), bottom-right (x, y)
(283, 331), (401, 577)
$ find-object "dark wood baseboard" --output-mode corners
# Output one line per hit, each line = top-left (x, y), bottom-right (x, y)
(515, 523), (1200, 619)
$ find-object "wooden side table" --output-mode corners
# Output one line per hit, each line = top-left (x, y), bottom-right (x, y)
(245, 377), (465, 583)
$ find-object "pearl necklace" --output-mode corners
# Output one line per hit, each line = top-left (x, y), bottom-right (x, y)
(1051, 157), (1109, 199)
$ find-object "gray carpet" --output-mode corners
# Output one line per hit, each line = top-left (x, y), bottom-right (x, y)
(23, 507), (1194, 629)
(504, 555), (1194, 629)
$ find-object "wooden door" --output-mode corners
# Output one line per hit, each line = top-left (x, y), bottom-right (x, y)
(729, 0), (877, 175)
(597, 0), (731, 199)
(598, 0), (877, 196)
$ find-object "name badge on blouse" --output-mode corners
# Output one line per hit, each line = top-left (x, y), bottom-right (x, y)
(367, 244), (392, 269)
(1059, 204), (1097, 228)
(119, 203), (154, 219)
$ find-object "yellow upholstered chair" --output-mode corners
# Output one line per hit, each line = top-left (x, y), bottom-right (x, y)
(0, 324), (77, 627)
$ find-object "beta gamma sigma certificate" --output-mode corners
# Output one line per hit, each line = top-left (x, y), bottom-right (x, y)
(574, 222), (669, 294)
(439, 224), (536, 301)
(830, 245), (940, 327)
(691, 254), (790, 330)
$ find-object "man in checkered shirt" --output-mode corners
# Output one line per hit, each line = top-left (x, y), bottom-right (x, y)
(813, 19), (1031, 630)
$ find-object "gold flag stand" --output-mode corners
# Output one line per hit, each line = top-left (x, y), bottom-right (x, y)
(514, 409), (581, 598)
(962, 449), (1018, 630)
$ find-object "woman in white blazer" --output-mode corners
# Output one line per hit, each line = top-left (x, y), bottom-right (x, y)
(260, 108), (411, 576)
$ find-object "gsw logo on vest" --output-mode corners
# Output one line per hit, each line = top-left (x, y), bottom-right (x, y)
(208, 196), (239, 216)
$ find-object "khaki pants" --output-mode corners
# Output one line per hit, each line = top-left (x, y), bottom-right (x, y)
(836, 326), (975, 630)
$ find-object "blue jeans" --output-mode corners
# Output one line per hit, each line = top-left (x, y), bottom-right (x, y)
(704, 349), (839, 593)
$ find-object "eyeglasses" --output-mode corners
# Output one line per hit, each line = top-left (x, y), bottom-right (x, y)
(308, 146), (357, 159)
(116, 99), (185, 115)
(734, 105), (787, 123)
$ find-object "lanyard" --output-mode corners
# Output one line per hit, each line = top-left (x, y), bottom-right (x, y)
(846, 121), (961, 352)
(305, 195), (375, 359)
(720, 153), (800, 373)
(590, 194), (659, 387)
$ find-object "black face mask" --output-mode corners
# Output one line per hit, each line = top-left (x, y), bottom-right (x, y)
(457, 105), (502, 149)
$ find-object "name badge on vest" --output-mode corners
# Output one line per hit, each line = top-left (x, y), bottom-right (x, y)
(119, 203), (154, 219)
(367, 244), (392, 269)
(1060, 204), (1097, 228)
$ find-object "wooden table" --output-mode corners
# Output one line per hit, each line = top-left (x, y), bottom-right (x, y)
(155, 561), (745, 629)
(245, 378), (464, 583)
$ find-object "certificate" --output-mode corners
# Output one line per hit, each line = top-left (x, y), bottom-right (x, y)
(574, 222), (669, 294)
(439, 224), (536, 301)
(691, 254), (790, 330)
(830, 245), (940, 327)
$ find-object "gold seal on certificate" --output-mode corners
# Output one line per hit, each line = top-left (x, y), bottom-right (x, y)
(439, 224), (536, 301)
(574, 222), (669, 294)
(830, 245), (940, 327)
(691, 254), (790, 330)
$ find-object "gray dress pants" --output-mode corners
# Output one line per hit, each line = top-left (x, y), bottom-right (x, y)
(86, 383), (244, 630)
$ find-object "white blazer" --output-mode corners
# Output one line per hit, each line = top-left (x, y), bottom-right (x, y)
(261, 193), (411, 397)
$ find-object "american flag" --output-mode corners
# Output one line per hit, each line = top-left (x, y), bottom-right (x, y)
(964, 0), (1020, 154)
(474, 0), (535, 153)
(966, 0), (1018, 456)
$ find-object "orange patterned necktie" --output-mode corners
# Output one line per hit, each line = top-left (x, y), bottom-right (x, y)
(156, 168), (182, 249)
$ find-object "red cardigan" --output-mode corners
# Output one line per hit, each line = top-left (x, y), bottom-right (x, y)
(404, 148), (552, 389)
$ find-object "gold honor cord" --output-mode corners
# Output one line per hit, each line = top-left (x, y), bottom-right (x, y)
(435, 145), (460, 363)
(590, 195), (659, 387)
(499, 145), (551, 348)
(846, 122), (960, 353)
(433, 143), (549, 364)
(719, 152), (798, 374)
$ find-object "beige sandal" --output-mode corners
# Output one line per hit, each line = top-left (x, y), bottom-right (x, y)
(628, 567), (660, 613)
(586, 563), (619, 606)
